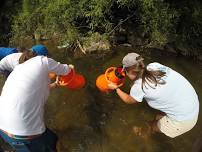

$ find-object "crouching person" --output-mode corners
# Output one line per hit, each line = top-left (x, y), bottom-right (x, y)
(0, 48), (73, 152)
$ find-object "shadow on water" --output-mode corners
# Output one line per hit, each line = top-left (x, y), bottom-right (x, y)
(0, 40), (202, 152)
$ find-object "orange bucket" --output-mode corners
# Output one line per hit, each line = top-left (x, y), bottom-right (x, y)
(59, 69), (86, 90)
(96, 74), (109, 92)
(96, 67), (125, 93)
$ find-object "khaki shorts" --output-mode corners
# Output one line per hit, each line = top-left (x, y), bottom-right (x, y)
(157, 116), (198, 138)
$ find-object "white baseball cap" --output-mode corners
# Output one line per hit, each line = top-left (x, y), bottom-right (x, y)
(122, 53), (144, 69)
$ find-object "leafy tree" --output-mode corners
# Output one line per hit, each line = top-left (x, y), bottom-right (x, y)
(9, 0), (202, 53)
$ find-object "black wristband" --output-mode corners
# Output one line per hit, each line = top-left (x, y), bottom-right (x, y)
(115, 87), (119, 91)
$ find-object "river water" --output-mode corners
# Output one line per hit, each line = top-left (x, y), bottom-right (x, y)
(0, 40), (201, 152)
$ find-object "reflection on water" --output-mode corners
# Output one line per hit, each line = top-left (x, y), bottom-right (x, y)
(1, 40), (202, 152)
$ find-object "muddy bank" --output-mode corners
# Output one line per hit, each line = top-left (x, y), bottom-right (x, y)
(6, 34), (202, 63)
(112, 32), (202, 62)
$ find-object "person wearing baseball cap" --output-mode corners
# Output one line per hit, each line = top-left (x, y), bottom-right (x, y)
(0, 44), (49, 77)
(108, 52), (199, 138)
(0, 44), (75, 151)
(122, 53), (144, 69)
(30, 44), (48, 56)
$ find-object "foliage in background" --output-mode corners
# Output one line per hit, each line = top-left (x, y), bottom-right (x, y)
(9, 0), (202, 52)
(172, 0), (202, 49)
(0, 0), (19, 46)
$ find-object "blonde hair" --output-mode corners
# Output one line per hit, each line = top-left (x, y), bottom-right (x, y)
(19, 49), (37, 64)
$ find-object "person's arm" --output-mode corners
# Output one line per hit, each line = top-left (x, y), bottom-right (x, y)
(49, 81), (58, 90)
(0, 57), (10, 73)
(47, 58), (71, 76)
(108, 82), (138, 104)
(0, 53), (22, 73)
(116, 88), (138, 104)
(49, 76), (59, 90)
(46, 57), (75, 88)
(0, 56), (12, 77)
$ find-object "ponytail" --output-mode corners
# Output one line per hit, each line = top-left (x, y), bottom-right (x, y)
(127, 61), (166, 91)
(19, 49), (37, 64)
(141, 67), (166, 91)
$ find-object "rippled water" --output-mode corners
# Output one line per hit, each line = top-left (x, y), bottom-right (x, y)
(0, 40), (202, 152)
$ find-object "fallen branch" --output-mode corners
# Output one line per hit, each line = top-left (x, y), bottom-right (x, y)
(108, 12), (136, 36)
(76, 40), (86, 54)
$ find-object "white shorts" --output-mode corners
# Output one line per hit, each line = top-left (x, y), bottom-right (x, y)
(157, 116), (198, 138)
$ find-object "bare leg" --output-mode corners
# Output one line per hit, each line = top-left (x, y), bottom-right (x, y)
(155, 113), (165, 121)
(133, 115), (163, 137)
(149, 120), (161, 133)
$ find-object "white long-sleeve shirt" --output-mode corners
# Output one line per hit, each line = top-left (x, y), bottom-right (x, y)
(0, 53), (22, 73)
(0, 56), (70, 136)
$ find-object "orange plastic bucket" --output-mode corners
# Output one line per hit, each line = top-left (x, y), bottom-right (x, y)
(96, 67), (125, 92)
(59, 69), (86, 90)
(96, 74), (109, 92)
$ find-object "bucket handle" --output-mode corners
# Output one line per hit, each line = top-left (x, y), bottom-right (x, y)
(104, 67), (124, 87)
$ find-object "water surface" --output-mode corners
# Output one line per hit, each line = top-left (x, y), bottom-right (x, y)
(1, 41), (202, 152)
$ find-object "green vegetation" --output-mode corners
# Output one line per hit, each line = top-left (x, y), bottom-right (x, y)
(1, 0), (202, 54)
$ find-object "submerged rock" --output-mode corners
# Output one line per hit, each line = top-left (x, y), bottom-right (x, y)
(81, 32), (111, 54)
(84, 41), (111, 54)
(73, 40), (113, 59)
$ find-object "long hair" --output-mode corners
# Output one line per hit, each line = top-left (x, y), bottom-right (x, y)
(126, 60), (166, 91)
(19, 49), (37, 64)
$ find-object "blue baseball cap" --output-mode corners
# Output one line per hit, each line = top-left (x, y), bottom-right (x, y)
(31, 44), (48, 56)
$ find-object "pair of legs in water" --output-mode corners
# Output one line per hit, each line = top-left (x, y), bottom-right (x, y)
(133, 114), (164, 137)
(133, 113), (198, 138)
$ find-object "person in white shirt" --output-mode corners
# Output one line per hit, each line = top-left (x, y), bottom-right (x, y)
(0, 45), (73, 152)
(0, 47), (18, 60)
(108, 52), (199, 138)
(0, 44), (49, 77)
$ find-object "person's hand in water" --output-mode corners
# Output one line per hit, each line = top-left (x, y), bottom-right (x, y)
(108, 82), (119, 90)
(49, 75), (60, 89)
(55, 75), (59, 84)
(58, 80), (68, 86)
(52, 64), (74, 87)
